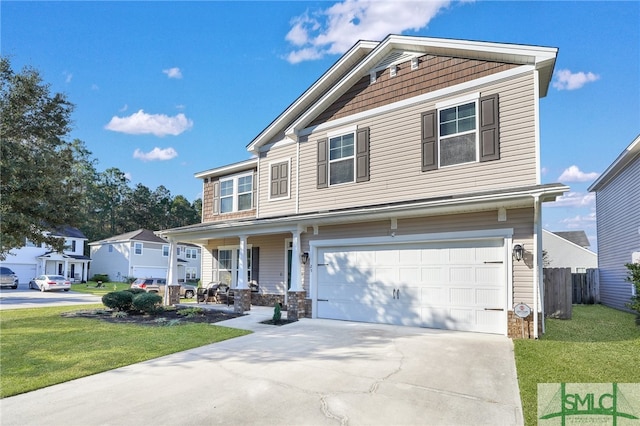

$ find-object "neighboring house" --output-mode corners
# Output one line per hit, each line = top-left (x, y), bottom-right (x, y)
(0, 226), (91, 284)
(89, 229), (201, 283)
(588, 134), (640, 311)
(158, 35), (569, 338)
(542, 230), (597, 272)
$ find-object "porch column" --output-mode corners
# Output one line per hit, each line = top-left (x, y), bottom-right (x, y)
(237, 235), (248, 289)
(288, 227), (305, 321)
(289, 228), (302, 291)
(64, 260), (69, 280)
(166, 238), (179, 306)
(234, 235), (251, 313)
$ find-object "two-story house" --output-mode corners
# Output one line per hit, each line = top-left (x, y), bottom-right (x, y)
(89, 229), (201, 283)
(0, 226), (91, 284)
(158, 35), (568, 338)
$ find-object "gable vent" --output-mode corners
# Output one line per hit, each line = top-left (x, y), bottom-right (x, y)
(371, 51), (422, 74)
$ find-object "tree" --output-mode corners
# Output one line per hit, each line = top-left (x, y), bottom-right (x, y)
(0, 57), (80, 259)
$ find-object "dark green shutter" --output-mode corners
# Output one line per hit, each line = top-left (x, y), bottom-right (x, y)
(421, 110), (438, 171)
(356, 127), (370, 182)
(479, 94), (500, 162)
(317, 138), (328, 188)
(251, 247), (259, 283)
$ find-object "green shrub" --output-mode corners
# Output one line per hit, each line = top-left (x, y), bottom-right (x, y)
(125, 288), (146, 295)
(177, 307), (204, 318)
(102, 291), (134, 312)
(625, 262), (640, 318)
(273, 303), (282, 324)
(91, 274), (110, 283)
(132, 292), (163, 314)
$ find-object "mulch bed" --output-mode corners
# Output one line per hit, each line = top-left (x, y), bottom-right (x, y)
(61, 308), (244, 326)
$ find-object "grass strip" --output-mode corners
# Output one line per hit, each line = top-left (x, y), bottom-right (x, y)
(0, 304), (250, 397)
(514, 304), (640, 425)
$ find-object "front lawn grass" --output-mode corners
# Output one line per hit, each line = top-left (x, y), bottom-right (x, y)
(0, 304), (250, 398)
(514, 304), (640, 425)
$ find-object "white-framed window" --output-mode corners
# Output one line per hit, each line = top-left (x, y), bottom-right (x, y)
(176, 247), (181, 256)
(186, 248), (197, 259)
(329, 132), (355, 185)
(217, 246), (252, 288)
(219, 172), (253, 213)
(438, 100), (477, 167)
(134, 242), (143, 255)
(186, 267), (197, 280)
(162, 245), (169, 257)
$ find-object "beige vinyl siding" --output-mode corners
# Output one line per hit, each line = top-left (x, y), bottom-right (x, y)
(595, 156), (640, 311)
(296, 72), (537, 214)
(257, 143), (297, 218)
(300, 207), (535, 306)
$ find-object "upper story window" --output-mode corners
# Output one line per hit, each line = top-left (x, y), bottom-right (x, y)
(162, 245), (169, 257)
(439, 102), (477, 167)
(218, 172), (253, 214)
(317, 127), (369, 188)
(329, 133), (355, 185)
(134, 242), (143, 255)
(421, 93), (499, 172)
(186, 248), (197, 259)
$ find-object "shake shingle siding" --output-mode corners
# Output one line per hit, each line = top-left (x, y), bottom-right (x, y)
(595, 156), (640, 311)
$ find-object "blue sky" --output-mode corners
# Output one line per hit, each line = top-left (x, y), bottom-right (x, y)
(3, 1), (639, 250)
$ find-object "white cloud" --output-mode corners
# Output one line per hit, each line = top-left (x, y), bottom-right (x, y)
(119, 104), (128, 112)
(91, 84), (100, 91)
(285, 0), (452, 63)
(63, 71), (73, 83)
(124, 172), (132, 180)
(105, 110), (193, 137)
(558, 165), (600, 182)
(560, 212), (597, 229)
(552, 69), (600, 91)
(163, 67), (183, 79)
(133, 147), (178, 162)
(546, 192), (596, 208)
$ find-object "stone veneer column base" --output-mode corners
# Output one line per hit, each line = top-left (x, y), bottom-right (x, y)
(233, 288), (251, 314)
(287, 291), (307, 321)
(508, 311), (543, 339)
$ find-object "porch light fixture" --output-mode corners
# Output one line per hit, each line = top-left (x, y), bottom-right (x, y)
(301, 252), (309, 265)
(513, 244), (525, 262)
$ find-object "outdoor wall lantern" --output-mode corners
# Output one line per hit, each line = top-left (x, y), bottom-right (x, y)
(301, 252), (309, 265)
(513, 244), (525, 262)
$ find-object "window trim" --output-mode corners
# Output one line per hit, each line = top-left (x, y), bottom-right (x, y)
(435, 92), (480, 169)
(327, 126), (357, 186)
(133, 242), (143, 256)
(162, 245), (169, 257)
(218, 171), (254, 214)
(268, 158), (291, 201)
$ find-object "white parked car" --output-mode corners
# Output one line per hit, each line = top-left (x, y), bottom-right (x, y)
(29, 275), (71, 292)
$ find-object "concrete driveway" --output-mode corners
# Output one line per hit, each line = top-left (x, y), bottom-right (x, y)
(0, 287), (102, 310)
(0, 310), (523, 425)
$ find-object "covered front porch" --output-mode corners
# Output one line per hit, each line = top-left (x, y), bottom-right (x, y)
(37, 252), (91, 282)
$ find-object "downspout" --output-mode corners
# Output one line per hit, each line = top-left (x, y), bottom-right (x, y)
(533, 194), (542, 338)
(296, 138), (300, 214)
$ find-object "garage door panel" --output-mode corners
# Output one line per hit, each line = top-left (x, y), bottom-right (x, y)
(317, 240), (506, 334)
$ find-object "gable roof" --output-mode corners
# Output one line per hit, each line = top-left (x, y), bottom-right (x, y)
(89, 229), (167, 245)
(247, 34), (557, 153)
(552, 231), (591, 248)
(50, 225), (87, 239)
(588, 134), (640, 192)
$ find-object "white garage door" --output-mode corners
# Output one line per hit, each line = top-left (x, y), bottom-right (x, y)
(316, 239), (506, 334)
(131, 267), (167, 279)
(2, 264), (37, 284)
